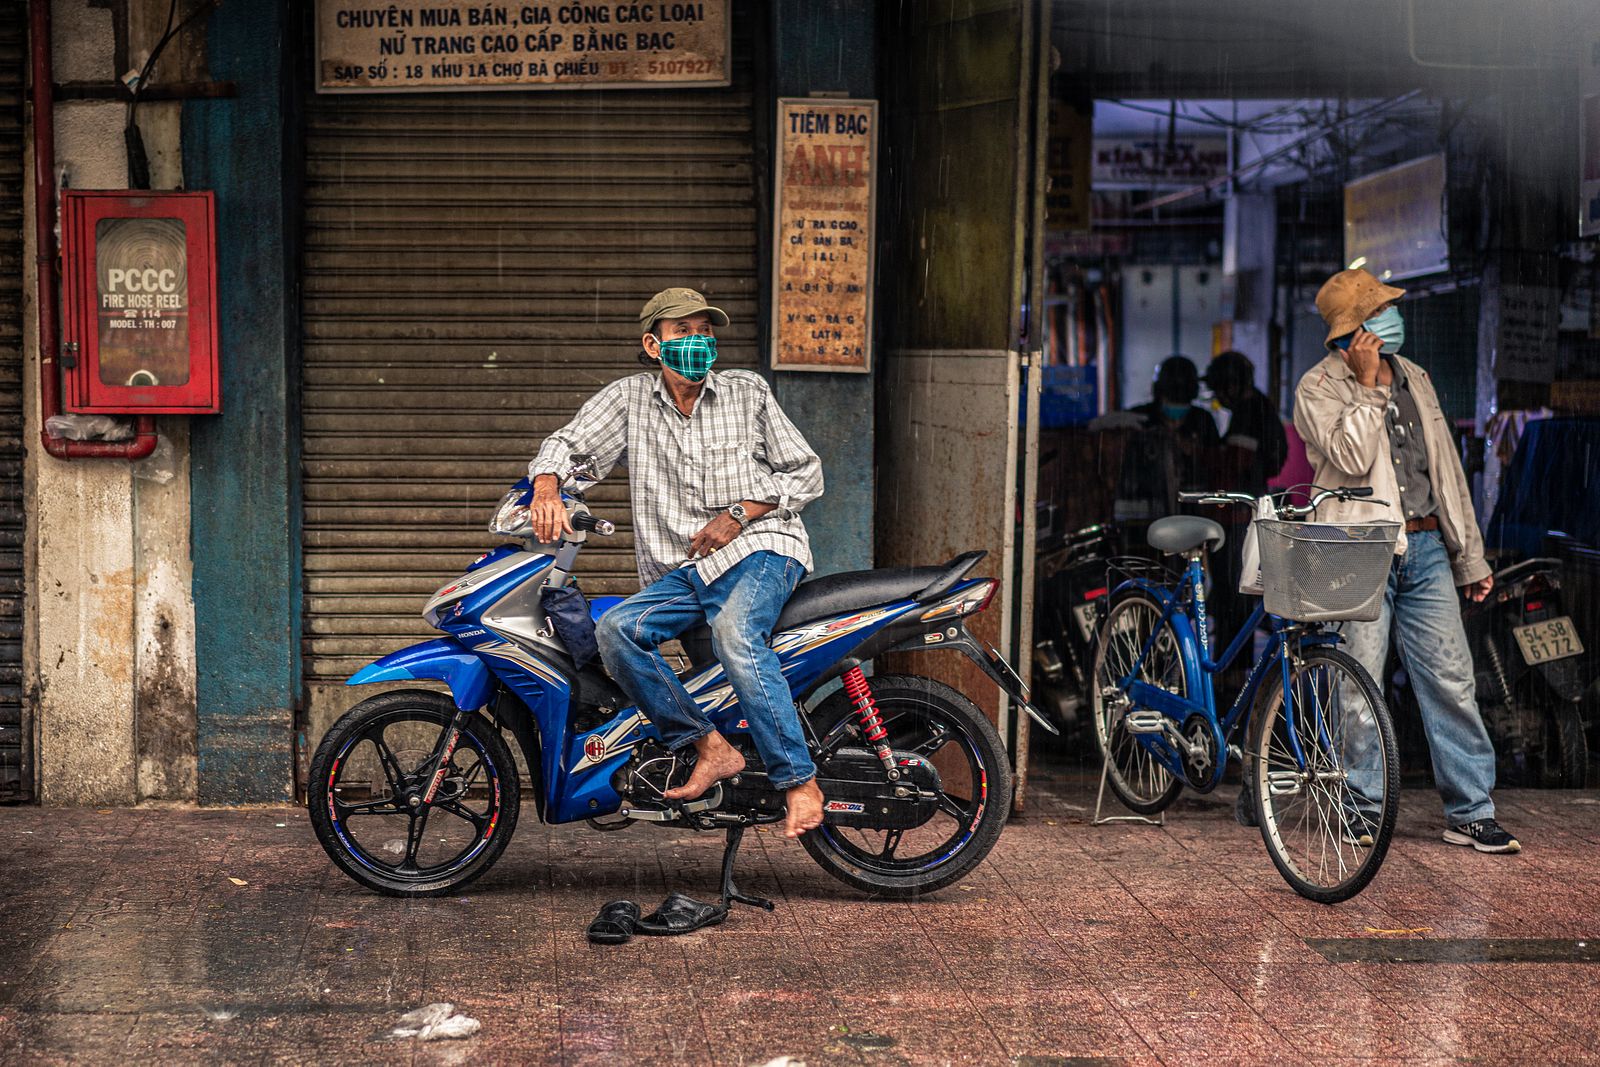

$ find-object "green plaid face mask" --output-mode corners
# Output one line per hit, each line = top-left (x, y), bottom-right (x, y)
(656, 334), (718, 382)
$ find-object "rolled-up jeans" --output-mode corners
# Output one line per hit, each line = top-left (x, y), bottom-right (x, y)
(1339, 529), (1496, 825)
(595, 550), (816, 789)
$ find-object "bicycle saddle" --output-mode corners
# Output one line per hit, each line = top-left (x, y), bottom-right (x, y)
(1147, 515), (1226, 555)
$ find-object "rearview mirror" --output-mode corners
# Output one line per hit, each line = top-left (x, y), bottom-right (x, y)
(563, 453), (599, 489)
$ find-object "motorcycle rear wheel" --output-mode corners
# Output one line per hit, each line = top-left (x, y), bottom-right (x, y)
(308, 689), (520, 897)
(801, 674), (1013, 898)
(1505, 683), (1589, 789)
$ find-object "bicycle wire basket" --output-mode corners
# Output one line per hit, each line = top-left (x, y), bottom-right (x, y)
(1254, 519), (1400, 622)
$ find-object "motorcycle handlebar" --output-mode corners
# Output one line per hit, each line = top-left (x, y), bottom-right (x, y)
(570, 512), (615, 536)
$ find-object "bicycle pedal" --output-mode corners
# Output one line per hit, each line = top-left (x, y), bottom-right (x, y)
(1266, 770), (1303, 796)
(1123, 710), (1166, 735)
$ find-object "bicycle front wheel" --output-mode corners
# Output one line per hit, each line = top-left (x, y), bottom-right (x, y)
(1092, 591), (1186, 814)
(1247, 645), (1398, 904)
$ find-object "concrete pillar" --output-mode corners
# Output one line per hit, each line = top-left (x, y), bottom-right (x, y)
(1222, 191), (1277, 391)
(24, 0), (198, 804)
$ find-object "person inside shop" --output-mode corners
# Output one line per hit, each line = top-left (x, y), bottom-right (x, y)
(526, 287), (827, 840)
(1204, 350), (1288, 496)
(1293, 267), (1518, 854)
(1201, 350), (1290, 676)
(1094, 355), (1221, 523)
(1129, 355), (1224, 453)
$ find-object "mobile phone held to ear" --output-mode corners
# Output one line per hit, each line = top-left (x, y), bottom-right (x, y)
(1332, 332), (1355, 351)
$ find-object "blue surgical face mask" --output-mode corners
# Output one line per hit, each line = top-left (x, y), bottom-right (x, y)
(1161, 403), (1191, 422)
(1363, 306), (1405, 354)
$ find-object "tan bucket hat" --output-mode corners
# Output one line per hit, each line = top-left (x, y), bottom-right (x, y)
(1314, 269), (1405, 346)
(638, 287), (729, 331)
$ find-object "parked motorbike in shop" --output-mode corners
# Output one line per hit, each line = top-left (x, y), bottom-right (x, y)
(307, 457), (1052, 904)
(1388, 556), (1590, 788)
(1032, 521), (1119, 744)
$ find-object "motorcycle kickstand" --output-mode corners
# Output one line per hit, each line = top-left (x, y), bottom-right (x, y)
(718, 825), (775, 913)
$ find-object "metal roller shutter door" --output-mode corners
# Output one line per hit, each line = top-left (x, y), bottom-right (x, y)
(0, 4), (28, 802)
(300, 56), (760, 745)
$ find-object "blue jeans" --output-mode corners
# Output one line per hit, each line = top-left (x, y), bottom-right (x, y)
(594, 551), (815, 789)
(1340, 530), (1496, 825)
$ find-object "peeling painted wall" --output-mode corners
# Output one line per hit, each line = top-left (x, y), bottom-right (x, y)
(24, 0), (199, 805)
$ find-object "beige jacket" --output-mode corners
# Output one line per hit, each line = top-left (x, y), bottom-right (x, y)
(1293, 352), (1490, 587)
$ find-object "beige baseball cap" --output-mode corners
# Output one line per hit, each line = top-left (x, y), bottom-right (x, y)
(638, 287), (730, 331)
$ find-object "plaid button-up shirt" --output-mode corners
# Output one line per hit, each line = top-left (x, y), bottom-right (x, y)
(530, 369), (824, 587)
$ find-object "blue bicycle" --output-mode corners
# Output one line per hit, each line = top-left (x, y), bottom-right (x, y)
(1091, 487), (1401, 903)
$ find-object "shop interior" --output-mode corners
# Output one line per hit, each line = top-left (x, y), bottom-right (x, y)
(1028, 67), (1600, 794)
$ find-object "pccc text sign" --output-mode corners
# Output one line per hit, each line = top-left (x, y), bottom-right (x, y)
(316, 1), (729, 91)
(771, 98), (877, 373)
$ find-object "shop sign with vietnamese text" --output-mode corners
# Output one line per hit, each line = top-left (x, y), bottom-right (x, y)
(1091, 138), (1227, 189)
(1496, 284), (1559, 384)
(1047, 101), (1092, 230)
(771, 98), (876, 373)
(316, 1), (729, 92)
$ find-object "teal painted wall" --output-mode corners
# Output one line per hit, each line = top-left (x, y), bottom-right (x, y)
(769, 0), (876, 577)
(182, 2), (300, 803)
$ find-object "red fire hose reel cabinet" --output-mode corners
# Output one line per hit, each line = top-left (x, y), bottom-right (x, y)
(60, 190), (220, 414)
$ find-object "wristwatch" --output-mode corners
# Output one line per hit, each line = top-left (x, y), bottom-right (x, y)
(727, 503), (750, 527)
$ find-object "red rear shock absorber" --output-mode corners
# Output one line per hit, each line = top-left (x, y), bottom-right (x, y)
(842, 666), (898, 777)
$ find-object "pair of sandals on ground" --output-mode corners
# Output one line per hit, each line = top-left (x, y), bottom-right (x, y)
(587, 893), (728, 944)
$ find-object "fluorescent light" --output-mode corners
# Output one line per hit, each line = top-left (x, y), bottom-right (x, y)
(1348, 256), (1368, 270)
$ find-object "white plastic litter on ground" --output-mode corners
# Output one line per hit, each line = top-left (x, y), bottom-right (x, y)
(390, 1003), (481, 1041)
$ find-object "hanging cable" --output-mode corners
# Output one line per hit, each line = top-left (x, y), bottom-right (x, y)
(125, 0), (218, 189)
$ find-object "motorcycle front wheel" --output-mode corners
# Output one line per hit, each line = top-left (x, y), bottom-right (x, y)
(308, 689), (520, 896)
(801, 674), (1013, 898)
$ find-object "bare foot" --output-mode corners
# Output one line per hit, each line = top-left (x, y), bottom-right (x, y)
(661, 731), (746, 800)
(784, 780), (825, 838)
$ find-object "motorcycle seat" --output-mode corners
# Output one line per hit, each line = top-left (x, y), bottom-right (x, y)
(1147, 515), (1226, 555)
(678, 551), (987, 669)
(1491, 556), (1561, 588)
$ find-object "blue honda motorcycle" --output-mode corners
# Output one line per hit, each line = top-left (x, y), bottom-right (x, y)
(308, 458), (1050, 900)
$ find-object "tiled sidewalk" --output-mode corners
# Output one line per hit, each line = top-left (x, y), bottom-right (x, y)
(3, 772), (1599, 1065)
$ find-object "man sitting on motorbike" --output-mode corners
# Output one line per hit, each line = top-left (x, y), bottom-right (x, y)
(527, 287), (828, 839)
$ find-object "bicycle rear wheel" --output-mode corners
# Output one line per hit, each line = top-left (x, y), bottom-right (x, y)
(1247, 645), (1398, 904)
(1092, 591), (1185, 814)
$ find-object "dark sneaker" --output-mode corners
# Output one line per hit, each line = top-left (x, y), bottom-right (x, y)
(1343, 818), (1375, 848)
(1444, 818), (1521, 854)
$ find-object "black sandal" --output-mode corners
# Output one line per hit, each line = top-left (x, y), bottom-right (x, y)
(636, 892), (728, 936)
(586, 900), (641, 945)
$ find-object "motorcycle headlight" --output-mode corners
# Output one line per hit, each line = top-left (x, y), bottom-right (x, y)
(488, 486), (534, 537)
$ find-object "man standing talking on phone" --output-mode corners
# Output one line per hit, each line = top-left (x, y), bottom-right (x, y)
(1294, 268), (1519, 854)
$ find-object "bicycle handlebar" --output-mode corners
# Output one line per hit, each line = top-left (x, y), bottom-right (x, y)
(1176, 486), (1387, 519)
